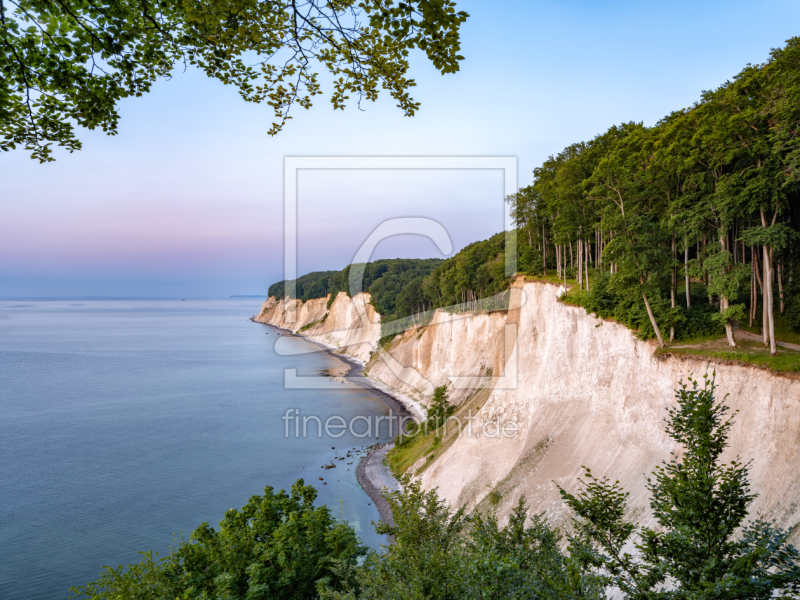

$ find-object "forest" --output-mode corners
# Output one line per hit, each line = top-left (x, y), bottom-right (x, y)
(506, 37), (800, 353)
(269, 259), (443, 323)
(271, 37), (800, 363)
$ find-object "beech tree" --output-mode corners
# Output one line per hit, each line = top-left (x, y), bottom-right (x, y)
(0, 0), (468, 161)
(71, 480), (365, 599)
(589, 123), (670, 348)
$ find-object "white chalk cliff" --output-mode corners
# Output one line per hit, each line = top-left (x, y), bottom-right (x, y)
(255, 279), (800, 540)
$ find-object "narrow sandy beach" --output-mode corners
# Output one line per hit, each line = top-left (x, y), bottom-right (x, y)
(254, 320), (413, 524)
(356, 442), (400, 526)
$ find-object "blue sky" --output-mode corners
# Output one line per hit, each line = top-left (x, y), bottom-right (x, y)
(1, 0), (798, 298)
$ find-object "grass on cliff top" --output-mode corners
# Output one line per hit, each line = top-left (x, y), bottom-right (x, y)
(657, 340), (800, 374)
(517, 269), (578, 287)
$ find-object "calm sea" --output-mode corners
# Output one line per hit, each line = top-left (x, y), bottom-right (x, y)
(0, 300), (393, 600)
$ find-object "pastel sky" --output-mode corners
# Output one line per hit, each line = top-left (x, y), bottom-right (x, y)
(2, 0), (799, 298)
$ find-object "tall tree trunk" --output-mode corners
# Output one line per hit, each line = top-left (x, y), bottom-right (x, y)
(555, 244), (559, 279)
(585, 242), (590, 292)
(721, 295), (737, 347)
(642, 289), (666, 348)
(569, 239), (573, 270)
(749, 250), (756, 327)
(761, 210), (777, 355)
(557, 244), (561, 279)
(764, 245), (776, 355)
(542, 226), (546, 276)
(670, 236), (676, 341)
(761, 246), (769, 345)
(778, 258), (785, 314)
(719, 234), (737, 348)
(578, 240), (583, 290)
(684, 241), (691, 308)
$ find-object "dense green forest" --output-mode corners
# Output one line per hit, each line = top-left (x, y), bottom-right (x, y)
(272, 37), (800, 358)
(269, 235), (511, 335)
(269, 259), (443, 323)
(506, 37), (800, 353)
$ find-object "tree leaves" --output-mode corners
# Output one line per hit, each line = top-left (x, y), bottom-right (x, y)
(70, 479), (365, 600)
(560, 376), (800, 599)
(1, 0), (469, 161)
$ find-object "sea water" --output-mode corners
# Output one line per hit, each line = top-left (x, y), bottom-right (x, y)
(0, 299), (392, 600)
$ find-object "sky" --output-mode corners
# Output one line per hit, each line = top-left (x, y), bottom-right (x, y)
(2, 0), (799, 298)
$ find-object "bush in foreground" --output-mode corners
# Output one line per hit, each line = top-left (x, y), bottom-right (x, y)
(70, 480), (364, 600)
(320, 479), (602, 599)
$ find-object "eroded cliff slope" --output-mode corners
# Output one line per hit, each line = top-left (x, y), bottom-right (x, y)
(256, 282), (800, 539)
(255, 291), (380, 362)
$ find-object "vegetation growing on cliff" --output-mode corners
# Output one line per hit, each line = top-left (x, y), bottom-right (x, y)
(560, 375), (800, 597)
(320, 479), (604, 599)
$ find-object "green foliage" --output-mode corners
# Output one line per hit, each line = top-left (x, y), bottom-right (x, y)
(359, 259), (442, 322)
(321, 479), (602, 600)
(560, 376), (800, 598)
(269, 259), (441, 311)
(2, 0), (469, 161)
(425, 385), (454, 430)
(299, 316), (326, 332)
(422, 231), (511, 309)
(785, 276), (800, 334)
(266, 39), (800, 349)
(270, 271), (340, 302)
(71, 480), (364, 600)
(71, 378), (800, 600)
(505, 37), (800, 347)
(385, 427), (431, 475)
(575, 271), (721, 341)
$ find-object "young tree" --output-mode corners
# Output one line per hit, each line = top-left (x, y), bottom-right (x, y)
(322, 479), (603, 600)
(426, 385), (454, 430)
(560, 376), (800, 598)
(1, 0), (468, 161)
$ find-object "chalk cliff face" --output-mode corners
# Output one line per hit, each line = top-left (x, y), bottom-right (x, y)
(256, 282), (800, 540)
(255, 292), (380, 362)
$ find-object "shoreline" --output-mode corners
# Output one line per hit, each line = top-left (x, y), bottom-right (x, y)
(254, 319), (412, 523)
(356, 442), (399, 526)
